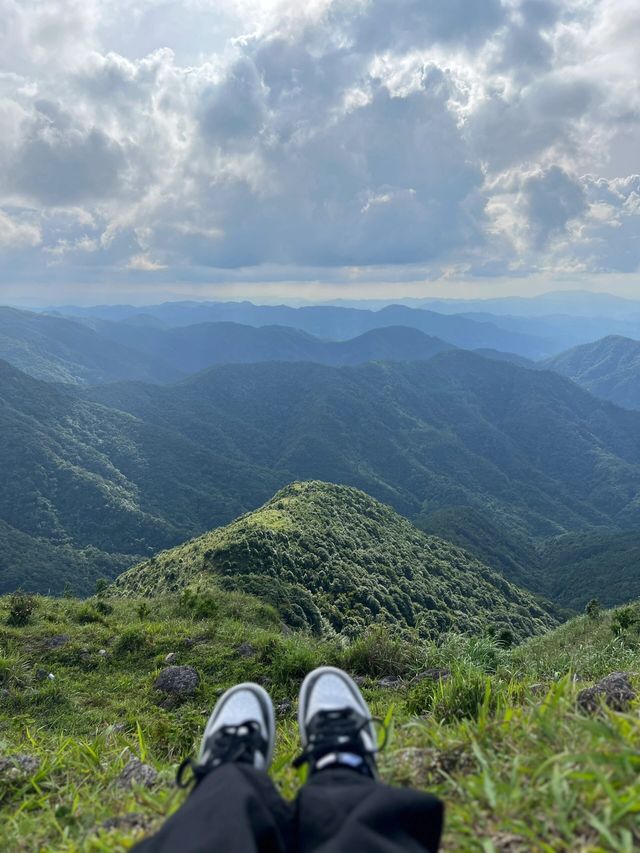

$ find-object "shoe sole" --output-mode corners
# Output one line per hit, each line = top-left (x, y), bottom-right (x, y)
(297, 665), (376, 751)
(200, 682), (276, 770)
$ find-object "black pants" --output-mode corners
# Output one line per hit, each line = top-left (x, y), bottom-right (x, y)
(133, 764), (443, 852)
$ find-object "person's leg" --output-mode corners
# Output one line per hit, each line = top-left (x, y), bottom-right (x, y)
(295, 767), (443, 853)
(132, 682), (292, 853)
(293, 666), (443, 853)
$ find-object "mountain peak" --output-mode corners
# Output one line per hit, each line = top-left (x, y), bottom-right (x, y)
(114, 480), (556, 640)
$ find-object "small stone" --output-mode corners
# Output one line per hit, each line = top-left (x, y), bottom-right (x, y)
(153, 665), (200, 696)
(43, 634), (70, 650)
(164, 652), (178, 663)
(353, 675), (366, 686)
(117, 758), (158, 789)
(276, 700), (293, 716)
(412, 669), (451, 684)
(100, 813), (154, 833)
(577, 672), (636, 713)
(98, 649), (107, 657)
(0, 754), (41, 782)
(377, 675), (403, 689)
(235, 642), (256, 659)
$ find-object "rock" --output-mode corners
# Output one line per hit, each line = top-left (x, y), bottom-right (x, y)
(276, 700), (293, 716)
(235, 642), (256, 659)
(280, 622), (292, 636)
(117, 757), (158, 789)
(412, 668), (451, 684)
(153, 665), (200, 696)
(101, 813), (154, 833)
(43, 634), (69, 649)
(377, 675), (403, 689)
(0, 754), (41, 782)
(577, 672), (636, 713)
(353, 675), (366, 686)
(164, 652), (178, 664)
(98, 649), (107, 657)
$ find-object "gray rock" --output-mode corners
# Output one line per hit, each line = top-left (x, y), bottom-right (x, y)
(276, 700), (293, 716)
(164, 652), (178, 664)
(377, 675), (403, 689)
(0, 754), (41, 781)
(577, 672), (636, 713)
(101, 813), (154, 833)
(235, 642), (256, 659)
(353, 675), (366, 686)
(43, 634), (69, 649)
(412, 668), (451, 684)
(117, 757), (158, 789)
(153, 665), (200, 696)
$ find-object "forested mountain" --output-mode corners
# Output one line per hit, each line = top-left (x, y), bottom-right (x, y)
(0, 359), (285, 594)
(545, 336), (640, 410)
(115, 481), (556, 640)
(0, 350), (631, 606)
(57, 301), (549, 357)
(0, 307), (180, 385)
(79, 320), (455, 372)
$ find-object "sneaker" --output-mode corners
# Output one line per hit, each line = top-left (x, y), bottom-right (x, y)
(178, 683), (275, 786)
(295, 666), (378, 778)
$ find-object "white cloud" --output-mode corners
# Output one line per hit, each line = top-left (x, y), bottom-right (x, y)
(0, 209), (41, 249)
(0, 0), (638, 292)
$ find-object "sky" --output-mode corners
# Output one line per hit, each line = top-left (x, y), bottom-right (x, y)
(0, 0), (639, 305)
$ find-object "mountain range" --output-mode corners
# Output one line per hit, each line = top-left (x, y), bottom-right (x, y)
(3, 348), (640, 608)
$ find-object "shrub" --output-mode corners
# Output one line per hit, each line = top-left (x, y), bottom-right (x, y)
(136, 602), (150, 620)
(407, 665), (496, 723)
(342, 626), (418, 677)
(95, 578), (109, 597)
(114, 628), (148, 657)
(74, 605), (103, 624)
(611, 607), (637, 636)
(94, 600), (113, 616)
(6, 591), (36, 627)
(585, 598), (602, 620)
(179, 588), (218, 620)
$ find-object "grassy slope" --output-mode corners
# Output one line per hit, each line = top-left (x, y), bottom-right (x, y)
(114, 481), (557, 641)
(0, 591), (638, 852)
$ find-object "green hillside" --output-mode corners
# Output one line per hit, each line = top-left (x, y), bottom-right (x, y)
(83, 353), (640, 607)
(546, 335), (640, 410)
(115, 481), (557, 641)
(0, 360), (284, 595)
(4, 351), (640, 606)
(0, 585), (638, 852)
(0, 307), (180, 385)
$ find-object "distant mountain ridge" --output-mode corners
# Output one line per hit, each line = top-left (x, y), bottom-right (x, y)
(115, 481), (557, 640)
(53, 300), (550, 357)
(0, 306), (181, 385)
(545, 336), (640, 410)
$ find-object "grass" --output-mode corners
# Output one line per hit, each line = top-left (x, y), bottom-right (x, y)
(0, 590), (638, 852)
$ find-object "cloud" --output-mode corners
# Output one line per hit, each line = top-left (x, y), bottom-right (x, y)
(0, 210), (42, 250)
(0, 0), (638, 292)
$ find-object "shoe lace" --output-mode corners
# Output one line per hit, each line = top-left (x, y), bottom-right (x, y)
(176, 720), (266, 788)
(293, 707), (385, 774)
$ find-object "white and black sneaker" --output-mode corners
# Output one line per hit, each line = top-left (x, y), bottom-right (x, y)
(177, 683), (275, 787)
(295, 666), (379, 779)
